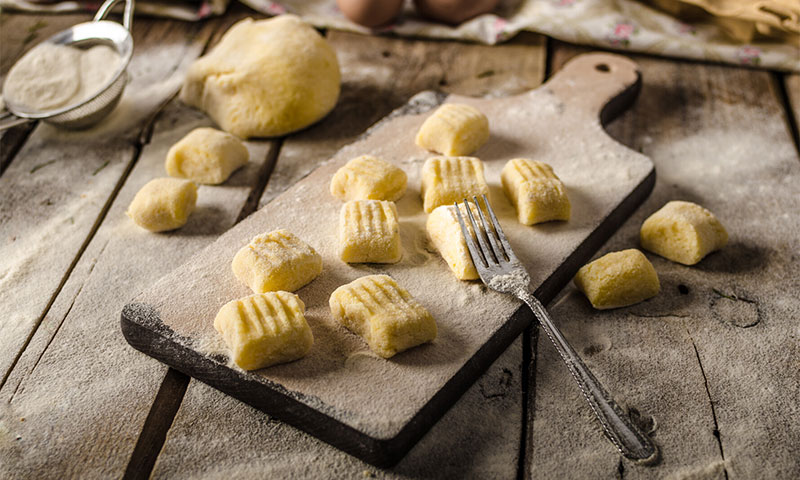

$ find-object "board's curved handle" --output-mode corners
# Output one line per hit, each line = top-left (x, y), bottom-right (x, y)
(543, 53), (641, 126)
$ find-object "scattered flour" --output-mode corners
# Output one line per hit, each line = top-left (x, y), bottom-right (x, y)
(133, 90), (653, 439)
(3, 43), (120, 112)
(487, 269), (530, 293)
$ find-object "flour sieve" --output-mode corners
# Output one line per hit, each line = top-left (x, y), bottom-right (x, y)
(0, 0), (135, 131)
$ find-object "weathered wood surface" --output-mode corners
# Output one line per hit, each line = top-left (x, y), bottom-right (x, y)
(523, 44), (800, 479)
(149, 31), (547, 477)
(0, 14), (221, 384)
(1, 8), (799, 479)
(0, 103), (276, 477)
(0, 9), (276, 479)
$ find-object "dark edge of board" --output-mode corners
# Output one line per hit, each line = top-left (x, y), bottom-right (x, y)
(120, 65), (654, 469)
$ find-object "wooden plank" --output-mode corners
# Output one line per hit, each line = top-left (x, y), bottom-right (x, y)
(0, 6), (279, 476)
(151, 31), (546, 477)
(0, 98), (278, 478)
(152, 341), (524, 478)
(525, 44), (800, 478)
(0, 16), (217, 383)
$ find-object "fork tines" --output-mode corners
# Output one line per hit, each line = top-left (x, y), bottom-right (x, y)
(453, 195), (517, 270)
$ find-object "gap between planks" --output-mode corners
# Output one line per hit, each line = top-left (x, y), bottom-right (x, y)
(775, 73), (800, 159)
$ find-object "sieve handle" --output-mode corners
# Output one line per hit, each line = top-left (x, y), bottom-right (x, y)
(94, 0), (135, 31)
(0, 112), (33, 132)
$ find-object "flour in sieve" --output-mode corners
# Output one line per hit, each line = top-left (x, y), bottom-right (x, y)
(3, 43), (121, 112)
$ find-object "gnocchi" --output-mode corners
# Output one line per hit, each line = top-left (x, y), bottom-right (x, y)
(329, 275), (437, 358)
(232, 229), (322, 293)
(214, 291), (313, 370)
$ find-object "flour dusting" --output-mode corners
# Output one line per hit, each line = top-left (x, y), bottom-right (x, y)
(132, 90), (653, 439)
(3, 43), (120, 112)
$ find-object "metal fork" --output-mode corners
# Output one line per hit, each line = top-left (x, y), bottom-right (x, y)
(455, 195), (657, 462)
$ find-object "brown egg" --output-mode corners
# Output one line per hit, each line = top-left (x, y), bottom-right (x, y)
(414, 0), (500, 24)
(337, 0), (405, 28)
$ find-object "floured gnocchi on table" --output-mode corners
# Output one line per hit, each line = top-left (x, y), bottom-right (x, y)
(339, 200), (402, 264)
(574, 249), (660, 310)
(127, 178), (197, 232)
(415, 103), (489, 156)
(426, 204), (479, 280)
(330, 155), (407, 202)
(329, 275), (437, 358)
(232, 229), (322, 294)
(214, 291), (313, 370)
(501, 158), (570, 225)
(421, 156), (489, 213)
(640, 201), (727, 265)
(166, 127), (249, 185)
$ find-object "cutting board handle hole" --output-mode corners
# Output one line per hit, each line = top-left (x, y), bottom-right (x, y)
(595, 63), (611, 73)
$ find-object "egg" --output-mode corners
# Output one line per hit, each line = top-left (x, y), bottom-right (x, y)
(414, 0), (500, 24)
(337, 0), (405, 28)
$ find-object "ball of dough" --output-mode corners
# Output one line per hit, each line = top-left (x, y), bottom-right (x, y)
(180, 15), (341, 139)
(127, 178), (197, 232)
(166, 127), (249, 185)
(640, 200), (728, 265)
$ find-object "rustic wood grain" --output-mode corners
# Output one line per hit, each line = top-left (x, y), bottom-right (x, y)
(0, 10), (279, 479)
(524, 43), (800, 479)
(150, 31), (547, 478)
(0, 17), (218, 384)
(0, 95), (277, 477)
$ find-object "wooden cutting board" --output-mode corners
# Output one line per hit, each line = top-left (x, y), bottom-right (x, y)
(122, 53), (654, 467)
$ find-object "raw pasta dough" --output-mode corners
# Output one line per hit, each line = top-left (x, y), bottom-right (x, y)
(574, 249), (660, 310)
(180, 15), (340, 138)
(126, 178), (197, 232)
(166, 127), (249, 185)
(329, 274), (437, 358)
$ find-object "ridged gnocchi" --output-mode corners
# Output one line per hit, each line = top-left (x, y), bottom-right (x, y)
(420, 156), (489, 213)
(426, 204), (479, 280)
(501, 158), (570, 225)
(329, 275), (437, 358)
(339, 200), (402, 264)
(214, 291), (313, 370)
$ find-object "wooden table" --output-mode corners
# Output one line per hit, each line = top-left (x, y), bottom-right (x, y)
(2, 5), (799, 479)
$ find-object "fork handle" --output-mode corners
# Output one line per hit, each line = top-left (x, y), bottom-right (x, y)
(517, 290), (657, 462)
